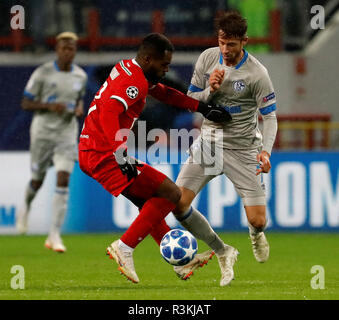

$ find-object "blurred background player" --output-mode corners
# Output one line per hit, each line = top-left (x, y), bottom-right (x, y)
(16, 32), (88, 253)
(78, 33), (232, 283)
(173, 11), (278, 269)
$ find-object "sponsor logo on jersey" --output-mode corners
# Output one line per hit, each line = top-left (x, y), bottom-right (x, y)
(262, 92), (275, 103)
(126, 86), (139, 99)
(221, 105), (242, 114)
(232, 80), (246, 92)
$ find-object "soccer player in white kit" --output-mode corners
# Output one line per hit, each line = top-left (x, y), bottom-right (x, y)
(173, 11), (278, 283)
(16, 32), (88, 252)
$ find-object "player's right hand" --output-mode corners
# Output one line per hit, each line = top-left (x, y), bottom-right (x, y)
(48, 103), (66, 115)
(114, 147), (144, 181)
(209, 69), (225, 92)
(197, 101), (232, 123)
(256, 151), (271, 175)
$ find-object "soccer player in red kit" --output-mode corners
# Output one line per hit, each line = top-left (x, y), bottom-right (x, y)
(78, 33), (231, 283)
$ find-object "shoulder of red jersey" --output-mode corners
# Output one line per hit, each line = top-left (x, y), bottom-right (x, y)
(113, 59), (147, 85)
(104, 59), (149, 110)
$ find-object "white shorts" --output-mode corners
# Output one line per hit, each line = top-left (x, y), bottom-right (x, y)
(176, 138), (266, 206)
(30, 137), (76, 180)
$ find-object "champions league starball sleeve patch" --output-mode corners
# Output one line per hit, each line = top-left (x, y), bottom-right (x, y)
(126, 86), (139, 99)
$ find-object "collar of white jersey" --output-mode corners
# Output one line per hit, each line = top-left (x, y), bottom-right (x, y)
(54, 60), (74, 72)
(219, 49), (248, 70)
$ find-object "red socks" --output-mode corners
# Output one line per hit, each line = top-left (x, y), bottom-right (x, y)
(150, 219), (171, 245)
(120, 197), (175, 248)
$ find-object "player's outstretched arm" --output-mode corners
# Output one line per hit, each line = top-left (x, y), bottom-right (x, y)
(256, 111), (277, 175)
(149, 83), (231, 123)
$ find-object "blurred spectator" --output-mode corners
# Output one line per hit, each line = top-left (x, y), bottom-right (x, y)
(28, 0), (76, 52)
(281, 0), (308, 51)
(280, 0), (330, 51)
(29, 0), (56, 51)
(72, 0), (95, 37)
(0, 1), (11, 36)
(58, 0), (76, 33)
(229, 0), (276, 53)
(98, 0), (225, 39)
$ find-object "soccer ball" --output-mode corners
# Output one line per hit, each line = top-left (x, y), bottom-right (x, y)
(160, 229), (198, 266)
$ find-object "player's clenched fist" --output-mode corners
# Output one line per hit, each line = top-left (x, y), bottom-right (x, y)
(256, 151), (271, 175)
(197, 101), (232, 123)
(114, 147), (144, 181)
(209, 69), (225, 92)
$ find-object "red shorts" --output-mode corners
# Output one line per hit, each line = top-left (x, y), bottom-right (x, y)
(79, 150), (167, 197)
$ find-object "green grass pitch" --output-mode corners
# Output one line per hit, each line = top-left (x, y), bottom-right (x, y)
(0, 232), (338, 300)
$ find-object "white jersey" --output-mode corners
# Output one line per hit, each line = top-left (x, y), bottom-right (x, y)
(24, 61), (87, 140)
(188, 47), (276, 150)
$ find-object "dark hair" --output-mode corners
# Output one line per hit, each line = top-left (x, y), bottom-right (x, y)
(137, 33), (174, 59)
(215, 11), (247, 39)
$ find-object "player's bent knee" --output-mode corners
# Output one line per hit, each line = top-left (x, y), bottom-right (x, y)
(173, 198), (191, 216)
(173, 187), (195, 216)
(156, 178), (182, 205)
(168, 185), (182, 205)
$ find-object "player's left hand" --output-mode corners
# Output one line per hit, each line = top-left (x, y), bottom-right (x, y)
(209, 69), (225, 92)
(197, 101), (232, 123)
(114, 147), (144, 181)
(256, 151), (271, 175)
(75, 101), (84, 118)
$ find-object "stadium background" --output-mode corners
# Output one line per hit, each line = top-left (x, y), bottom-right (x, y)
(0, 0), (339, 235)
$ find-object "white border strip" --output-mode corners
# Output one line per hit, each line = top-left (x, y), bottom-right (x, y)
(0, 51), (201, 66)
(87, 104), (97, 115)
(110, 95), (128, 111)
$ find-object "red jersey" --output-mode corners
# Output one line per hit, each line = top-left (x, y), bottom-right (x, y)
(79, 58), (199, 153)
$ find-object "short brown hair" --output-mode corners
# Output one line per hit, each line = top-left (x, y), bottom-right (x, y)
(215, 11), (247, 39)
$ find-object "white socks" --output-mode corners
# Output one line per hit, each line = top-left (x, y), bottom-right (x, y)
(24, 182), (38, 212)
(177, 207), (226, 256)
(49, 187), (69, 237)
(118, 240), (134, 253)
